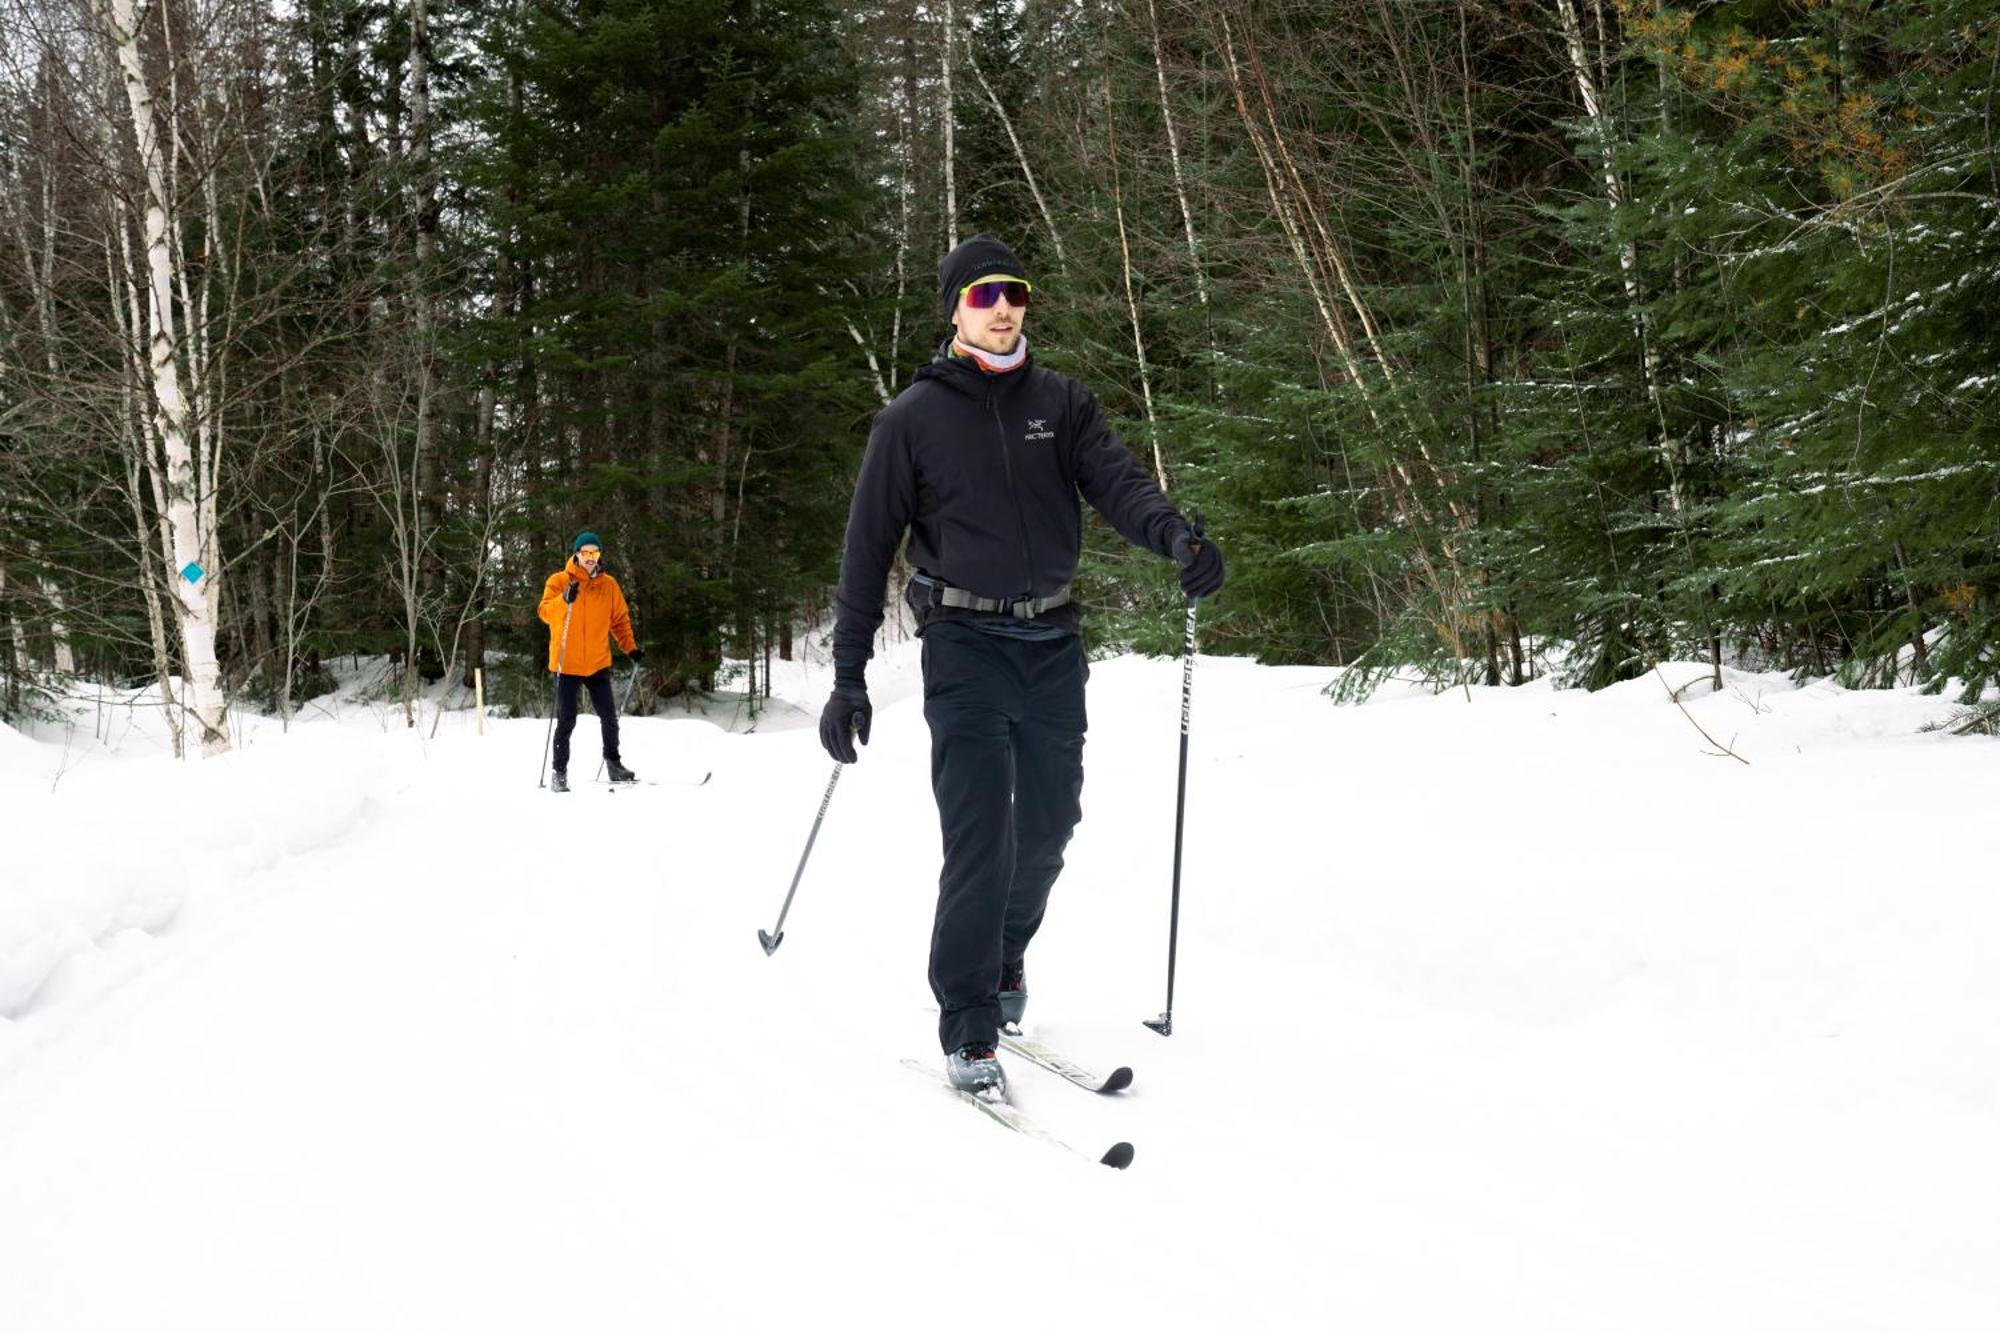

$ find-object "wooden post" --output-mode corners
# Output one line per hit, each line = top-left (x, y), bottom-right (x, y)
(474, 667), (485, 735)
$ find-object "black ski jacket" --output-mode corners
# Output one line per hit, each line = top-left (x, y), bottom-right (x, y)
(832, 347), (1191, 673)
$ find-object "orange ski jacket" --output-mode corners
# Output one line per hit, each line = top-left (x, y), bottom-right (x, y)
(539, 557), (636, 676)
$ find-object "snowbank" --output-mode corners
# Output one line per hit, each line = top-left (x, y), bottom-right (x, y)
(2, 649), (1995, 1332)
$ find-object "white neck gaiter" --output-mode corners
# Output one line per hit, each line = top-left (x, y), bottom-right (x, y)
(952, 335), (1028, 374)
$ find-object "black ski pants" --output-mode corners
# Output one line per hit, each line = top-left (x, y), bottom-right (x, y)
(921, 622), (1087, 1054)
(552, 667), (619, 774)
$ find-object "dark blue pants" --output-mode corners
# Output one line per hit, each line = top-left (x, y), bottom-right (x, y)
(921, 623), (1087, 1054)
(552, 667), (619, 773)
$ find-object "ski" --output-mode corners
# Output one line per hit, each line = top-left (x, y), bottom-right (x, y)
(998, 1028), (1133, 1095)
(595, 771), (712, 789)
(902, 1060), (1133, 1169)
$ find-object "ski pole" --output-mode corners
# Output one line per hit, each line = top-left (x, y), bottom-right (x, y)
(758, 762), (843, 956)
(593, 663), (643, 784)
(1145, 588), (1201, 1037)
(537, 587), (576, 788)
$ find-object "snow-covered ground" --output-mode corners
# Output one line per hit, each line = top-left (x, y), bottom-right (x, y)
(2, 643), (1996, 1331)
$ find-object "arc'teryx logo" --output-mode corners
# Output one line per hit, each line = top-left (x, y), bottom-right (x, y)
(1024, 418), (1055, 442)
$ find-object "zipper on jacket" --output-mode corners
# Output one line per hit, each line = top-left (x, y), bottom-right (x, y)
(988, 387), (1038, 596)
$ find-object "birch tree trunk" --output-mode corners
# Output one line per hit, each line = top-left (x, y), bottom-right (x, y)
(1144, 0), (1209, 312)
(960, 23), (1066, 273)
(843, 318), (894, 406)
(405, 0), (442, 724)
(103, 0), (230, 754)
(8, 81), (78, 678)
(2, 565), (27, 697)
(105, 200), (180, 747)
(463, 45), (529, 690)
(1103, 72), (1164, 488)
(940, 0), (958, 250)
(40, 572), (77, 675)
(279, 408), (339, 730)
(1211, 12), (1378, 431)
(466, 329), (503, 691)
(1211, 3), (1474, 663)
(891, 18), (917, 381)
(1555, 0), (1677, 509)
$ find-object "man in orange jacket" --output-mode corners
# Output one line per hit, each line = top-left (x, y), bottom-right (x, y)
(538, 531), (643, 792)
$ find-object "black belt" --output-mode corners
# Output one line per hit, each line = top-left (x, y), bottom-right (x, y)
(912, 573), (1070, 620)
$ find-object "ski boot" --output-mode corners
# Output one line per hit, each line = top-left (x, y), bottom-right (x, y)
(998, 962), (1028, 1033)
(946, 1041), (1006, 1100)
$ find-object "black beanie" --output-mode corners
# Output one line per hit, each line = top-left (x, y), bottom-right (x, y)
(938, 235), (1027, 317)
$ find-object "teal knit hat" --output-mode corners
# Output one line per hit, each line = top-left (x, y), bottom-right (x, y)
(572, 530), (604, 553)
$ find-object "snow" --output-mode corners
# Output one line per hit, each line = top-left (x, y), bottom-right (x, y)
(3, 643), (1998, 1331)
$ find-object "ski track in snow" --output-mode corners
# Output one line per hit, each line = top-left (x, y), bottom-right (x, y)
(2, 647), (1997, 1332)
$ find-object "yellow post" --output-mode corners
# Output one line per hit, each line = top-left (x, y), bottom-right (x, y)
(474, 667), (485, 735)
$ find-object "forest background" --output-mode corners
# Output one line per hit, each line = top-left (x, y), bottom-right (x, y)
(2, 0), (1995, 755)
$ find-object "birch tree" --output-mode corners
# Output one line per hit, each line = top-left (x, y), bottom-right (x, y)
(940, 0), (958, 248)
(101, 0), (230, 753)
(1554, 0), (1675, 507)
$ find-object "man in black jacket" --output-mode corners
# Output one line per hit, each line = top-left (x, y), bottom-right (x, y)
(820, 235), (1224, 1096)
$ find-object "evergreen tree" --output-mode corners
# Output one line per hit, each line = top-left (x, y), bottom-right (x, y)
(468, 0), (882, 699)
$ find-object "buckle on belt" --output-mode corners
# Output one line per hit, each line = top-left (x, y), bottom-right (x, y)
(913, 572), (1068, 619)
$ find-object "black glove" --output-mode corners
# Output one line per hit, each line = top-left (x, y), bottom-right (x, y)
(562, 579), (579, 604)
(629, 648), (646, 665)
(1171, 529), (1225, 599)
(818, 674), (872, 764)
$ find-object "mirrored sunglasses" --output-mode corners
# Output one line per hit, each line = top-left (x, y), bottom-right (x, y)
(961, 278), (1032, 310)
(577, 546), (602, 558)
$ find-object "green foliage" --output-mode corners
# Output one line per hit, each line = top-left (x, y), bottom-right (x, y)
(1644, 0), (2000, 694)
(465, 0), (883, 692)
(2, 0), (1992, 719)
